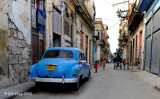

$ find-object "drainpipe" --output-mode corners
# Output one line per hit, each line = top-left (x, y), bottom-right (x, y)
(93, 41), (95, 65)
(142, 12), (146, 70)
(93, 14), (96, 65)
(158, 58), (160, 77)
(149, 11), (154, 72)
(61, 0), (65, 47)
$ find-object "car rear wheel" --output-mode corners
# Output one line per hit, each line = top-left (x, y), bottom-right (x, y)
(35, 82), (42, 88)
(73, 81), (79, 90)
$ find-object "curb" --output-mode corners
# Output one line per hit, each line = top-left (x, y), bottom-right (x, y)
(0, 81), (35, 99)
(155, 84), (160, 91)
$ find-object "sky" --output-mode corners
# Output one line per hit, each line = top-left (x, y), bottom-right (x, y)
(93, 0), (131, 53)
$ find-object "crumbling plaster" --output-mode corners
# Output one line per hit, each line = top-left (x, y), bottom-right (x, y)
(8, 0), (31, 44)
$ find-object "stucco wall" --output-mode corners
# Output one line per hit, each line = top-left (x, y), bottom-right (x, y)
(132, 18), (144, 61)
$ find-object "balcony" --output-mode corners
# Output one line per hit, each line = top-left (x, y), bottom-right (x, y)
(93, 34), (99, 41)
(128, 3), (144, 33)
(118, 36), (123, 42)
(97, 40), (105, 45)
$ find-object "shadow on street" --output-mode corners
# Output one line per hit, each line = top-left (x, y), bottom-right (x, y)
(26, 79), (90, 94)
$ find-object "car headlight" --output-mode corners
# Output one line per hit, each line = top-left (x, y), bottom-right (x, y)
(72, 70), (78, 76)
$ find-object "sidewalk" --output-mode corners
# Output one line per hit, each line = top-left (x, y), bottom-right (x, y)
(130, 66), (160, 92)
(0, 81), (35, 99)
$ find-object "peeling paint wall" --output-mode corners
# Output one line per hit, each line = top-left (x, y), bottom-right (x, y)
(0, 0), (31, 88)
(8, 0), (31, 44)
(45, 0), (54, 48)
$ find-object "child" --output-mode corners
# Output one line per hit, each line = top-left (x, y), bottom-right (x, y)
(94, 61), (98, 73)
(123, 58), (126, 70)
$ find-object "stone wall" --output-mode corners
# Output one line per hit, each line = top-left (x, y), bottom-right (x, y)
(0, 19), (31, 89)
(8, 19), (31, 84)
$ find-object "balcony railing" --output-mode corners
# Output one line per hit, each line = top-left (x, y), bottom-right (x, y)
(128, 3), (137, 27)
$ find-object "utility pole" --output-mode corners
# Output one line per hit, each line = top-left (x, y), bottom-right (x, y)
(113, 1), (129, 18)
(61, 0), (65, 47)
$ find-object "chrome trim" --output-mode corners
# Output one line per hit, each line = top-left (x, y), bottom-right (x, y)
(33, 77), (79, 83)
(45, 64), (58, 66)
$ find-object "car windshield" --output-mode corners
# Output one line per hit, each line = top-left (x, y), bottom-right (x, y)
(43, 50), (73, 59)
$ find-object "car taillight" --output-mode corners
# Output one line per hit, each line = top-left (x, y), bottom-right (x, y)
(28, 72), (32, 74)
(72, 70), (78, 76)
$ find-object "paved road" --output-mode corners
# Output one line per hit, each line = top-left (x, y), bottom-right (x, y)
(13, 63), (160, 99)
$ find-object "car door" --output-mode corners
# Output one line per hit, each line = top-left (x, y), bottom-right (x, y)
(82, 53), (89, 77)
(79, 52), (86, 79)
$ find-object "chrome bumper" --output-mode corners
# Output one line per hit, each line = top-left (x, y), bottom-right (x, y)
(28, 77), (79, 84)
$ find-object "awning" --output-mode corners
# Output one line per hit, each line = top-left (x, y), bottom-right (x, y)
(36, 8), (47, 34)
(114, 52), (123, 54)
(137, 0), (154, 11)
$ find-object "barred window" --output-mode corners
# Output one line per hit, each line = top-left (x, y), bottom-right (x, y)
(32, 0), (45, 11)
(64, 19), (72, 37)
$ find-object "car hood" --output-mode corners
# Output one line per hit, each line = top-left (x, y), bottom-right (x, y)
(35, 58), (78, 78)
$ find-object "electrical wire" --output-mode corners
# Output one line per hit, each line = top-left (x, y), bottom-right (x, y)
(102, 18), (119, 21)
(102, 0), (119, 9)
(108, 22), (119, 29)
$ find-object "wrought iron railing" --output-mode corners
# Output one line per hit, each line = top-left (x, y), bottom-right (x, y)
(128, 3), (137, 27)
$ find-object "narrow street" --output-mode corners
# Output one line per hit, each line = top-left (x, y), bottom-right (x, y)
(12, 64), (160, 99)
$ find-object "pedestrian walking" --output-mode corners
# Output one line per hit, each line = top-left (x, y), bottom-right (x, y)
(135, 58), (140, 69)
(101, 54), (106, 70)
(126, 59), (129, 70)
(123, 58), (126, 70)
(94, 61), (98, 73)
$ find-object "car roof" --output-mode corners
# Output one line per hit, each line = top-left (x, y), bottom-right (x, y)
(46, 47), (82, 52)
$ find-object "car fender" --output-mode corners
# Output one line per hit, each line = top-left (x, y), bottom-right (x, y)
(70, 64), (83, 78)
(28, 64), (38, 77)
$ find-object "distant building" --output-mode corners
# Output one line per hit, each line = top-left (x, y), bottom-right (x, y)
(95, 18), (105, 63)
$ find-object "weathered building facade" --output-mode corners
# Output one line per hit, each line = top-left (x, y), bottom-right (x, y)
(118, 1), (145, 70)
(95, 18), (105, 63)
(127, 1), (145, 69)
(74, 0), (95, 64)
(0, 0), (31, 88)
(103, 24), (110, 62)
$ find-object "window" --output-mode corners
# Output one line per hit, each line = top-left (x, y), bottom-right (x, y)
(83, 53), (86, 60)
(32, 0), (45, 11)
(44, 50), (73, 59)
(64, 19), (72, 37)
(80, 31), (84, 50)
(79, 53), (83, 60)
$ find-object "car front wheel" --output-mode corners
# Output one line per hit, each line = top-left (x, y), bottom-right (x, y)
(86, 70), (90, 81)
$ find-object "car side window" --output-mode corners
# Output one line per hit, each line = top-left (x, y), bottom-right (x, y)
(82, 53), (85, 60)
(79, 53), (83, 60)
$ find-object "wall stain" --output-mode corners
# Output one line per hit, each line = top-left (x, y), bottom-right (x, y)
(0, 67), (4, 75)
(0, 29), (7, 55)
(19, 10), (28, 29)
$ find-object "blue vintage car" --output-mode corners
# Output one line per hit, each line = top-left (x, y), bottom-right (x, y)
(28, 47), (90, 89)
